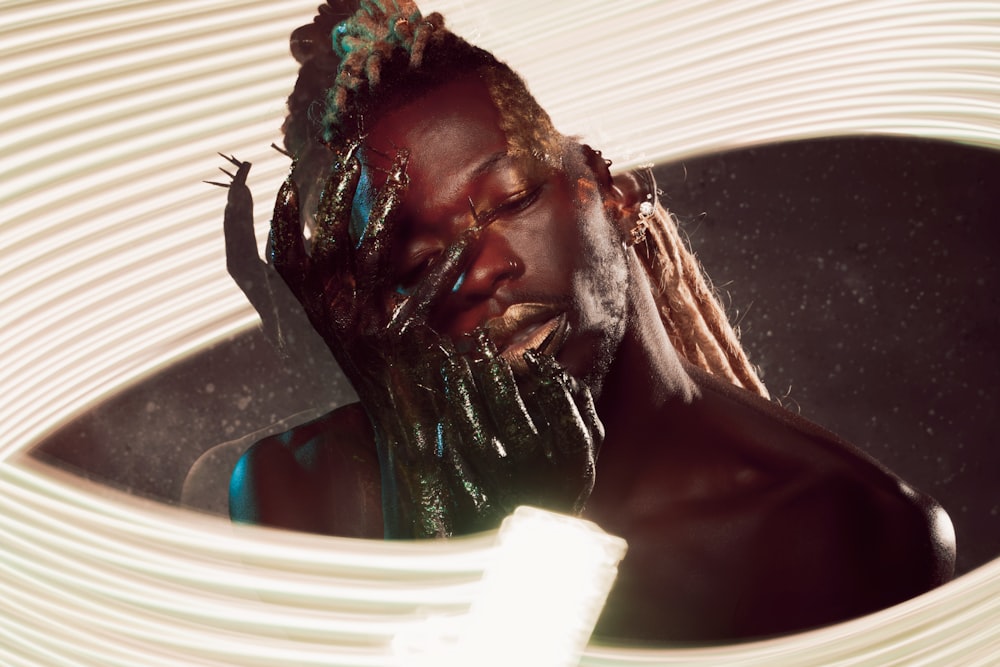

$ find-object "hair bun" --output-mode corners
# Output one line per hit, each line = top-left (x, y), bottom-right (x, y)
(290, 1), (360, 66)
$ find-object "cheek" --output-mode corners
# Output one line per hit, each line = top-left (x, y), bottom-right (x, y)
(572, 213), (629, 328)
(564, 178), (628, 306)
(518, 182), (627, 320)
(524, 222), (579, 281)
(561, 194), (630, 382)
(514, 182), (590, 286)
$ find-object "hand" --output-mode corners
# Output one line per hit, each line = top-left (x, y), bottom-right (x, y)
(255, 143), (603, 538)
(443, 330), (604, 523)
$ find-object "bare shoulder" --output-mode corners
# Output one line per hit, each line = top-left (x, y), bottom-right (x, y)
(697, 368), (953, 558)
(593, 366), (956, 640)
(698, 366), (956, 631)
(229, 402), (383, 538)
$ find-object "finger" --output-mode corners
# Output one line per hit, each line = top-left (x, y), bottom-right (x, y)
(387, 222), (481, 334)
(522, 349), (593, 459)
(219, 152), (245, 170)
(437, 336), (503, 458)
(374, 360), (443, 460)
(310, 143), (362, 276)
(522, 350), (599, 513)
(208, 154), (248, 186)
(355, 149), (409, 297)
(567, 375), (605, 459)
(377, 411), (457, 538)
(267, 175), (310, 298)
(468, 329), (539, 445)
(386, 396), (441, 459)
(438, 421), (492, 519)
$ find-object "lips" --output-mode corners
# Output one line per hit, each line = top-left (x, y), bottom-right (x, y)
(484, 304), (569, 365)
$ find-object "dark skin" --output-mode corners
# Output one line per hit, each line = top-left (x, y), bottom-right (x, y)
(232, 80), (601, 539)
(225, 77), (955, 642)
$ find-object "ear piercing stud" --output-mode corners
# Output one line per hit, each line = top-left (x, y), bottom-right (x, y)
(627, 166), (657, 247)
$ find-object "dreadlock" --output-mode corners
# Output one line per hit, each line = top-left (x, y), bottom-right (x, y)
(283, 0), (768, 398)
(638, 206), (768, 396)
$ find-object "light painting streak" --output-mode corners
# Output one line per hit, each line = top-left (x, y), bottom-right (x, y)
(1, 1), (998, 664)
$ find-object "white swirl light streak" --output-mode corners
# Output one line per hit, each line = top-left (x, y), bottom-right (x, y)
(1, 0), (999, 664)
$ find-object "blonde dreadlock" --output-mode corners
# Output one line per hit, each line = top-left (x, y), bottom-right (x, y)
(639, 205), (768, 397)
(283, 0), (768, 397)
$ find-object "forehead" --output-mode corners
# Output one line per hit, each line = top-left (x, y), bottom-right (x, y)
(360, 76), (509, 207)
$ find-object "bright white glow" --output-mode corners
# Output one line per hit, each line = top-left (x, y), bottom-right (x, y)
(456, 508), (626, 667)
(392, 508), (626, 667)
(1, 0), (999, 664)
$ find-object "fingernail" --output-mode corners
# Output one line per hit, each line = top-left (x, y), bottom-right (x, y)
(472, 328), (497, 359)
(522, 348), (541, 372)
(537, 324), (558, 353)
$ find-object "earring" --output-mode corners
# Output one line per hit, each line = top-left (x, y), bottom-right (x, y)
(627, 166), (658, 247)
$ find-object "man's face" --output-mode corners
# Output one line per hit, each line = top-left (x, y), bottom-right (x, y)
(353, 76), (629, 392)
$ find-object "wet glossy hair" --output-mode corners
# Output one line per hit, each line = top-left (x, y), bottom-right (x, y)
(283, 0), (767, 396)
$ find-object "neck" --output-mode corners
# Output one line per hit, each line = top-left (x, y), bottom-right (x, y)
(594, 254), (698, 442)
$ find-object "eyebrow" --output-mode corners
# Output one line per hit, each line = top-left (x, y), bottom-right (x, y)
(466, 151), (509, 183)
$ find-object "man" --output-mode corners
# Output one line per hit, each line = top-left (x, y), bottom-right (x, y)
(223, 0), (954, 641)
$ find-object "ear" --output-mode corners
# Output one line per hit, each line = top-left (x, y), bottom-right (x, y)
(581, 143), (616, 194)
(580, 144), (656, 238)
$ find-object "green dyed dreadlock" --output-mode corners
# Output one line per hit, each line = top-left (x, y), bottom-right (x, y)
(282, 0), (768, 397)
(282, 0), (560, 230)
(320, 1), (561, 163)
(323, 1), (446, 137)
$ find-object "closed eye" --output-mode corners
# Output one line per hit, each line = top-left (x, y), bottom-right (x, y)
(478, 184), (544, 225)
(396, 250), (440, 291)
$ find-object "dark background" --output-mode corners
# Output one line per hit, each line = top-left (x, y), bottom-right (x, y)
(32, 136), (1000, 575)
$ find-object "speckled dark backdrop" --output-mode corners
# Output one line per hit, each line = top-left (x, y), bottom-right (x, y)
(32, 136), (1000, 576)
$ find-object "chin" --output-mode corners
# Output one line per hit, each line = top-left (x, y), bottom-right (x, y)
(557, 329), (621, 401)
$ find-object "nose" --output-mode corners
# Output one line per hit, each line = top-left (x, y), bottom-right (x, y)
(451, 227), (523, 305)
